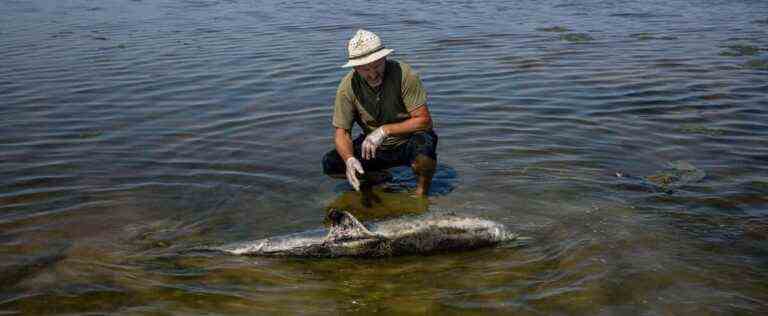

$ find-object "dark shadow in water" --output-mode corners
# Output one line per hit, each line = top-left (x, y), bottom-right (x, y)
(332, 163), (458, 196)
(328, 164), (458, 221)
(324, 189), (429, 223)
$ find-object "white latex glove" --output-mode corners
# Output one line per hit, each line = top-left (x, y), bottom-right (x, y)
(362, 127), (388, 160)
(345, 157), (365, 191)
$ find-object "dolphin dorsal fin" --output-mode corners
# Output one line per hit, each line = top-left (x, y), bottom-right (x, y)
(325, 209), (378, 241)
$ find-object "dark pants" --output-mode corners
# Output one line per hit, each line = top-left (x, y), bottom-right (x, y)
(322, 130), (438, 179)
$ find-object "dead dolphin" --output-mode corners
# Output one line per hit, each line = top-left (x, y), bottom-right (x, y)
(215, 210), (517, 257)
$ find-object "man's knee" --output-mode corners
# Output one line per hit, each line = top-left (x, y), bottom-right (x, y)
(411, 154), (436, 176)
(408, 131), (438, 166)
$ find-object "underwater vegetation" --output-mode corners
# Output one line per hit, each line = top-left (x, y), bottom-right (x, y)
(719, 44), (762, 57)
(537, 26), (571, 33)
(629, 33), (678, 41)
(615, 161), (706, 194)
(744, 59), (768, 70)
(677, 124), (725, 136)
(645, 161), (706, 191)
(560, 33), (593, 43)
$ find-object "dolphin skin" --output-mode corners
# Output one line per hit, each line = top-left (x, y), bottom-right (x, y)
(216, 210), (517, 257)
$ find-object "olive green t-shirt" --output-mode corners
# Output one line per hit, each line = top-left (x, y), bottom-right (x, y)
(332, 60), (428, 148)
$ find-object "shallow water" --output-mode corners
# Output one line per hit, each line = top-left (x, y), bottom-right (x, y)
(2, 0), (768, 314)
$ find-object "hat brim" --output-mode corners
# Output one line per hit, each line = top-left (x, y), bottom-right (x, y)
(341, 48), (393, 68)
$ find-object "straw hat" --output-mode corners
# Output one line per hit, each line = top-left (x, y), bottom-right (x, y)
(342, 29), (394, 68)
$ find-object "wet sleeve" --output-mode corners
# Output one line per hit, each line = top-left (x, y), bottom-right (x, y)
(332, 75), (356, 130)
(400, 63), (428, 112)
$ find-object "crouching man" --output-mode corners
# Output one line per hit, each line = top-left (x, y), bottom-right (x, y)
(322, 29), (438, 199)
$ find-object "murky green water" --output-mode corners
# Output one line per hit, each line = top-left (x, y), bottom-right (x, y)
(2, 0), (767, 314)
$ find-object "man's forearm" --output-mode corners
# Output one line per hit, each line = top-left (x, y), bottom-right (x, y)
(382, 105), (432, 136)
(384, 116), (431, 136)
(334, 128), (355, 161)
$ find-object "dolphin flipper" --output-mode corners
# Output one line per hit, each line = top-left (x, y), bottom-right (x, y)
(325, 209), (384, 242)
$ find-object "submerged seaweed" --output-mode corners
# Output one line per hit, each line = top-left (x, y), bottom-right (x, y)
(630, 32), (678, 41)
(630, 32), (655, 41)
(719, 44), (762, 57)
(560, 33), (593, 43)
(651, 162), (706, 192)
(678, 124), (725, 136)
(744, 59), (768, 70)
(537, 26), (570, 33)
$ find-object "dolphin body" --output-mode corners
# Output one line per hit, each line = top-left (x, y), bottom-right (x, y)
(215, 210), (517, 257)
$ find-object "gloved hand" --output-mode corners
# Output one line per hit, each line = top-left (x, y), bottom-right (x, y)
(345, 157), (365, 191)
(362, 127), (388, 160)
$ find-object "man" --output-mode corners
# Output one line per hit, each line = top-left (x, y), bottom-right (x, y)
(322, 29), (438, 199)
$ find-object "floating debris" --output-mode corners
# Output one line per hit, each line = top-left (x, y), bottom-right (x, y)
(719, 44), (762, 57)
(678, 123), (725, 136)
(537, 26), (570, 33)
(560, 33), (593, 43)
(753, 18), (768, 25)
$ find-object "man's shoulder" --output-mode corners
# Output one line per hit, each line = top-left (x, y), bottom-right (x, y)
(339, 69), (356, 84)
(391, 60), (420, 79)
(392, 59), (410, 68)
(336, 70), (356, 92)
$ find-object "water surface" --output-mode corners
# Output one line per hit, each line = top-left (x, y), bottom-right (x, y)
(2, 0), (768, 314)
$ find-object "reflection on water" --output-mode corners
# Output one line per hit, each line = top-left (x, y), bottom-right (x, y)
(2, 0), (768, 314)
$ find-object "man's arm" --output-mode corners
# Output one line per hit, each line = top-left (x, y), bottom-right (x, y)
(334, 127), (356, 161)
(379, 104), (433, 136)
(335, 127), (365, 191)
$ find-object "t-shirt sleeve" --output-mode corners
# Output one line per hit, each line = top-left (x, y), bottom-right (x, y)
(332, 73), (356, 130)
(400, 63), (428, 112)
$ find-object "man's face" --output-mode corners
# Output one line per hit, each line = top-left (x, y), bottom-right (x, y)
(354, 57), (386, 88)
